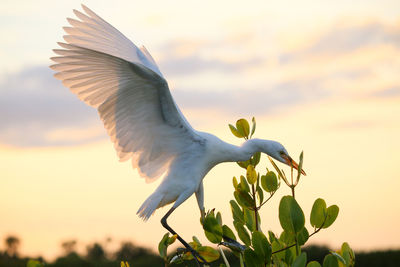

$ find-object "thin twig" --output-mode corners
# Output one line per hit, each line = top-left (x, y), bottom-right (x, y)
(272, 218), (327, 255)
(218, 246), (230, 267)
(272, 243), (297, 254)
(259, 191), (276, 208)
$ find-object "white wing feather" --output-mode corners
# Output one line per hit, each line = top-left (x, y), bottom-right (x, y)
(50, 4), (204, 183)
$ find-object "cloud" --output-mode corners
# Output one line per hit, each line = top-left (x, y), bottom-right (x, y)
(371, 87), (400, 98)
(309, 22), (400, 54)
(158, 38), (263, 76)
(330, 120), (377, 131)
(159, 54), (262, 76)
(280, 21), (400, 63)
(0, 66), (105, 147)
(174, 79), (328, 117)
(2, 19), (399, 147)
(0, 66), (321, 147)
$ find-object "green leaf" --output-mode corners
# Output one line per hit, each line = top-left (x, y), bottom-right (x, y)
(222, 224), (236, 241)
(271, 240), (285, 261)
(292, 252), (307, 267)
(188, 241), (199, 251)
(230, 200), (244, 224)
(268, 231), (278, 243)
(203, 214), (223, 243)
(158, 233), (169, 259)
(234, 222), (251, 246)
(229, 124), (243, 138)
(246, 165), (257, 184)
(237, 160), (250, 169)
(310, 198), (327, 228)
(216, 212), (223, 226)
(251, 152), (261, 167)
(240, 175), (250, 192)
(268, 156), (285, 179)
(323, 254), (339, 267)
(340, 242), (355, 267)
(27, 260), (44, 267)
(279, 230), (294, 245)
(244, 208), (256, 232)
(182, 250), (194, 261)
(323, 205), (339, 228)
(250, 117), (256, 138)
(297, 227), (309, 246)
(261, 171), (278, 192)
(197, 246), (220, 263)
(256, 184), (264, 204)
(192, 236), (202, 247)
(296, 151), (304, 184)
(330, 251), (346, 265)
(252, 231), (271, 263)
(279, 196), (305, 234)
(244, 248), (262, 267)
(307, 261), (322, 267)
(236, 119), (250, 138)
(234, 189), (254, 208)
(167, 234), (177, 245)
(233, 176), (239, 189)
(285, 246), (296, 265)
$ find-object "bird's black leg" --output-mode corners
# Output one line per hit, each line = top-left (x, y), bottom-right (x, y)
(161, 207), (208, 266)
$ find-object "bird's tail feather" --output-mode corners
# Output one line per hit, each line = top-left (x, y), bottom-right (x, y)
(137, 192), (163, 221)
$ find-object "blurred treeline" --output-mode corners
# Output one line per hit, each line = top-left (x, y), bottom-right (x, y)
(1, 235), (399, 267)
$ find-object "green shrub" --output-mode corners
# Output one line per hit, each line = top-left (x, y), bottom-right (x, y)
(159, 118), (355, 267)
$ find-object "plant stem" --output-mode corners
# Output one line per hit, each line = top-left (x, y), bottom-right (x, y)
(290, 164), (295, 199)
(272, 243), (297, 254)
(308, 228), (321, 238)
(259, 191), (276, 208)
(251, 184), (259, 231)
(294, 238), (299, 256)
(289, 167), (300, 256)
(291, 166), (294, 186)
(271, 224), (325, 255)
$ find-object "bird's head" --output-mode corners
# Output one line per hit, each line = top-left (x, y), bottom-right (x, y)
(263, 141), (306, 175)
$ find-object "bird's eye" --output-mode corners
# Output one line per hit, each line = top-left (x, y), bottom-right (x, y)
(279, 151), (285, 156)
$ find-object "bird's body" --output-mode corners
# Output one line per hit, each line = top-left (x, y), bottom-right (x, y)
(138, 132), (272, 220)
(51, 5), (304, 263)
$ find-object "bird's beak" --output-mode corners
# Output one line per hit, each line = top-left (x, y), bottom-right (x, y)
(283, 155), (306, 176)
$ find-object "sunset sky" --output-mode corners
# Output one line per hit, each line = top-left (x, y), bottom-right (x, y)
(1, 0), (400, 260)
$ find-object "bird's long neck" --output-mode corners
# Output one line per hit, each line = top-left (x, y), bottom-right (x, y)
(221, 138), (272, 163)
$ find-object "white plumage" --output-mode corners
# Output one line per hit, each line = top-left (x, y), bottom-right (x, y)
(50, 5), (304, 227)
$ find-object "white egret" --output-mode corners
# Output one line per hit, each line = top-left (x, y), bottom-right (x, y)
(50, 5), (305, 263)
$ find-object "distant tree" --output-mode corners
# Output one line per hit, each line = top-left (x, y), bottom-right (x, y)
(302, 244), (331, 263)
(114, 241), (163, 266)
(114, 241), (149, 261)
(51, 252), (90, 267)
(355, 249), (400, 267)
(61, 240), (77, 255)
(103, 236), (112, 259)
(86, 242), (106, 261)
(5, 236), (20, 257)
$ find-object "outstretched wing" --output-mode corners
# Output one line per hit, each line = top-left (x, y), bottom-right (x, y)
(50, 5), (205, 183)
